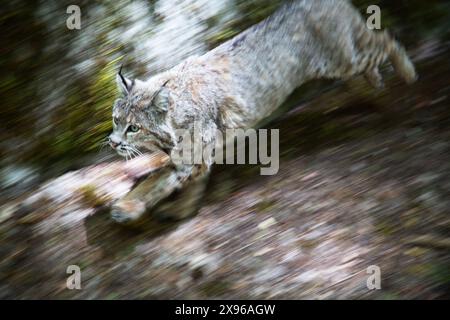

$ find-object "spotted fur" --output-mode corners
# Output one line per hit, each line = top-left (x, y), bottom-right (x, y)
(109, 0), (417, 223)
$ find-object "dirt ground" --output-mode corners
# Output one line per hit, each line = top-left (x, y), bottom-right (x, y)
(0, 41), (449, 299)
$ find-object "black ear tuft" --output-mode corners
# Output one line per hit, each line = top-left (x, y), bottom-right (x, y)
(116, 65), (134, 96)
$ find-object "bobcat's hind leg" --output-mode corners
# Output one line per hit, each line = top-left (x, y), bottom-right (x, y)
(152, 173), (209, 221)
(365, 67), (384, 88)
(369, 31), (417, 85)
(353, 28), (417, 87)
(388, 39), (418, 84)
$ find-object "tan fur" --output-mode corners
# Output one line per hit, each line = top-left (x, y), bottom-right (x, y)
(109, 0), (417, 223)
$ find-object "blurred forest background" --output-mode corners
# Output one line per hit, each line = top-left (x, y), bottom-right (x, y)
(1, 0), (450, 299)
(1, 0), (449, 195)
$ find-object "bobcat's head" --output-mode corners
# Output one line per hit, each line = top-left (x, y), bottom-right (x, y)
(109, 68), (176, 158)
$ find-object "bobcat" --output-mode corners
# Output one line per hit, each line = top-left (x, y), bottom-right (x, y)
(108, 0), (417, 223)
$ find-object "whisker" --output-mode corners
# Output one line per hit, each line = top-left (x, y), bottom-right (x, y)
(98, 137), (110, 154)
(99, 143), (108, 153)
(130, 145), (143, 157)
(128, 146), (136, 158)
(130, 148), (137, 158)
(132, 147), (142, 159)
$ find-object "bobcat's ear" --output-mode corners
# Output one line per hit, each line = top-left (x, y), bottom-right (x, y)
(152, 82), (170, 112)
(116, 66), (134, 96)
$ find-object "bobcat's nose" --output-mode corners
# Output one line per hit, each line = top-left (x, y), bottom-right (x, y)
(108, 136), (121, 149)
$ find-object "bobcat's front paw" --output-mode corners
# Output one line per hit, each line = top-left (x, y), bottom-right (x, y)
(110, 199), (146, 224)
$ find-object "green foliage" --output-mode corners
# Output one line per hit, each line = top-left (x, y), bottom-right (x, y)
(1, 0), (449, 172)
(42, 54), (119, 165)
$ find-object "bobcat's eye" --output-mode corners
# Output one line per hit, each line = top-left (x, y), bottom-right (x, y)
(113, 117), (119, 126)
(128, 124), (140, 133)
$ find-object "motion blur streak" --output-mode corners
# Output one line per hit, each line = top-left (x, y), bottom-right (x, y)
(0, 0), (449, 299)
